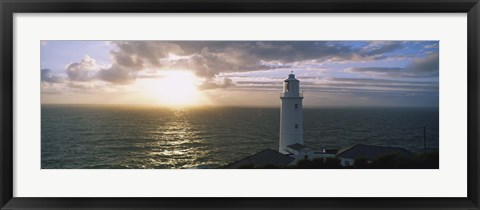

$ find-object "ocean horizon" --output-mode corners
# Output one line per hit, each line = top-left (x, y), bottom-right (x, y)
(41, 104), (439, 169)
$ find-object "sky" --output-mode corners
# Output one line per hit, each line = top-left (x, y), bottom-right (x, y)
(40, 41), (439, 107)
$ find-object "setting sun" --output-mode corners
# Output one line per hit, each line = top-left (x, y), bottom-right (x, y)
(41, 41), (440, 172)
(139, 71), (202, 106)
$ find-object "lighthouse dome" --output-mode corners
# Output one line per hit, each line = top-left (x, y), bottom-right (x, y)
(284, 73), (299, 82)
(282, 72), (301, 98)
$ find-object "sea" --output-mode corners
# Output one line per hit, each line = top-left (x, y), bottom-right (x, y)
(41, 105), (439, 169)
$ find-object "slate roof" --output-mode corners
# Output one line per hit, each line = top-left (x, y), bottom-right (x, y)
(287, 143), (308, 151)
(336, 144), (413, 160)
(324, 149), (339, 154)
(225, 149), (295, 169)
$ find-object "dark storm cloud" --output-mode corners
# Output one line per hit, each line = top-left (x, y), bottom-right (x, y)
(346, 53), (439, 78)
(41, 68), (63, 83)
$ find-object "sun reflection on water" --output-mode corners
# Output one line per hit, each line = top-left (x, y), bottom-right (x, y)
(141, 108), (212, 169)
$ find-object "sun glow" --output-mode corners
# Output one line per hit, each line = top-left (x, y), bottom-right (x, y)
(140, 71), (202, 106)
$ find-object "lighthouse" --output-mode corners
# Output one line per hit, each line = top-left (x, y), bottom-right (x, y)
(279, 72), (304, 154)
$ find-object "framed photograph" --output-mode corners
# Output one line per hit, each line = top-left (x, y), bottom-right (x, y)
(1, 0), (479, 209)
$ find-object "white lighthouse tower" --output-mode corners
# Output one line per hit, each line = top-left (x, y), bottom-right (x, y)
(279, 72), (304, 154)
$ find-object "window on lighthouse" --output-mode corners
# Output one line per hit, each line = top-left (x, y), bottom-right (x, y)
(295, 124), (298, 129)
(295, 104), (298, 109)
(284, 81), (289, 93)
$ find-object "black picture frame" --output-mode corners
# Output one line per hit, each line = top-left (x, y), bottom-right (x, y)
(1, 0), (479, 209)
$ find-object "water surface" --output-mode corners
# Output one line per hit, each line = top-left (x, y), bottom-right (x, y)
(41, 105), (439, 169)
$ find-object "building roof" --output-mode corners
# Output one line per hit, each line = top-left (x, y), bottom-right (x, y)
(287, 143), (308, 151)
(284, 73), (299, 82)
(324, 149), (339, 154)
(225, 149), (295, 169)
(336, 144), (413, 160)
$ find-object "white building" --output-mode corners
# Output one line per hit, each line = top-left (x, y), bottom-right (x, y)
(227, 76), (417, 168)
(285, 143), (336, 165)
(335, 144), (414, 167)
(278, 72), (333, 162)
(227, 73), (337, 168)
(279, 72), (304, 154)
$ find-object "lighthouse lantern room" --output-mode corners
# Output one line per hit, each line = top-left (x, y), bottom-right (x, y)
(279, 72), (304, 154)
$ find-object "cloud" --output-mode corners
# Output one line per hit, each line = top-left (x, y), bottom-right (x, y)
(198, 77), (235, 90)
(41, 82), (65, 95)
(102, 41), (408, 84)
(46, 41), (437, 90)
(314, 82), (438, 93)
(328, 77), (438, 86)
(407, 52), (439, 73)
(229, 75), (438, 96)
(41, 68), (63, 83)
(97, 65), (137, 85)
(236, 81), (280, 85)
(346, 53), (439, 78)
(359, 41), (405, 57)
(424, 43), (439, 49)
(66, 55), (97, 81)
(110, 41), (183, 69)
(346, 67), (404, 73)
(67, 81), (96, 90)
